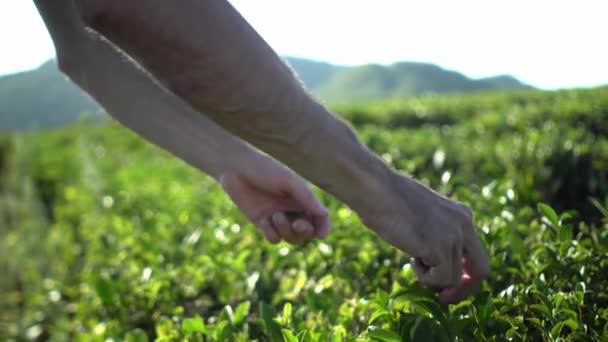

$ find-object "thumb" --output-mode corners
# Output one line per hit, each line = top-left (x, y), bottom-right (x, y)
(286, 178), (330, 238)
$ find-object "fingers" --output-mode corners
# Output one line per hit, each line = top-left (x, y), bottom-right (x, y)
(439, 232), (490, 304)
(438, 273), (479, 304)
(271, 212), (314, 245)
(285, 179), (330, 239)
(450, 242), (464, 288)
(411, 232), (464, 290)
(257, 212), (320, 245)
(463, 230), (490, 280)
(292, 218), (315, 236)
(411, 257), (430, 280)
(257, 217), (280, 244)
(438, 231), (490, 304)
(411, 257), (457, 291)
(287, 180), (327, 217)
(272, 212), (297, 243)
(312, 214), (331, 239)
(439, 254), (485, 304)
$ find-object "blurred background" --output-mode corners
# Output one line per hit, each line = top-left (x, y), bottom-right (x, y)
(1, 1), (607, 341)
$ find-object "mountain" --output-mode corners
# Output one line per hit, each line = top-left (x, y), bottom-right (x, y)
(285, 57), (531, 103)
(0, 60), (101, 130)
(285, 57), (337, 90)
(0, 57), (530, 130)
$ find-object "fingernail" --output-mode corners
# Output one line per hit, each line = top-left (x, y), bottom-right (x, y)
(292, 221), (305, 233)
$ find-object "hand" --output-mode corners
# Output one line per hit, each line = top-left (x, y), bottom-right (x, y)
(219, 153), (330, 245)
(359, 172), (490, 304)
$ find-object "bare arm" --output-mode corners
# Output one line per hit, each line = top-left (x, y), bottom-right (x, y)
(80, 0), (390, 217)
(33, 0), (330, 244)
(34, 0), (247, 179)
(80, 0), (489, 303)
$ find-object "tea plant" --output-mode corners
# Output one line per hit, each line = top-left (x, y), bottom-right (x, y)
(1, 87), (607, 341)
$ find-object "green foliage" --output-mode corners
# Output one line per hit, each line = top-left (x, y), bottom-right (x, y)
(1, 88), (607, 341)
(0, 132), (12, 187)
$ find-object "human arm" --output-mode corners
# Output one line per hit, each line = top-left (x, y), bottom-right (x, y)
(80, 0), (490, 303)
(32, 0), (330, 244)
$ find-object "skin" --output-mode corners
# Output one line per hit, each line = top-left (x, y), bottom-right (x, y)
(33, 0), (328, 245)
(34, 0), (490, 304)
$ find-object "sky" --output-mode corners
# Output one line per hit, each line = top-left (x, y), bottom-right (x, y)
(1, 0), (607, 89)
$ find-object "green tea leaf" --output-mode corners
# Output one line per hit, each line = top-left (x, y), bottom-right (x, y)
(550, 317), (579, 336)
(410, 317), (435, 342)
(368, 326), (401, 342)
(260, 302), (283, 341)
(215, 320), (232, 341)
(182, 316), (207, 335)
(530, 304), (551, 317)
(281, 302), (292, 325)
(368, 309), (389, 324)
(296, 330), (309, 342)
(557, 226), (572, 243)
(95, 277), (114, 307)
(282, 329), (298, 342)
(538, 203), (559, 228)
(589, 197), (608, 217)
(527, 317), (543, 329)
(562, 319), (579, 331)
(233, 301), (251, 326)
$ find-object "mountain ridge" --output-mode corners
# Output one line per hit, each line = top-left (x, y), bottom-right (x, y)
(0, 57), (531, 130)
(286, 57), (531, 103)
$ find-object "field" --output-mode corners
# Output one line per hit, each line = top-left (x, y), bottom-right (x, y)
(1, 87), (607, 341)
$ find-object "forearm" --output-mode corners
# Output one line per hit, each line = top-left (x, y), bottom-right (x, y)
(86, 0), (397, 215)
(35, 1), (252, 180)
(69, 36), (253, 179)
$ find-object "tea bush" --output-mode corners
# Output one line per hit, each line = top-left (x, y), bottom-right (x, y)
(1, 87), (607, 341)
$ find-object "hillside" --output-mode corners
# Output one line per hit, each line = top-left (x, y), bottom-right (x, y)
(0, 57), (530, 130)
(287, 57), (531, 103)
(0, 60), (101, 130)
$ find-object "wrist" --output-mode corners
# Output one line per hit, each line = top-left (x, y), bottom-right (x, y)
(357, 170), (442, 238)
(339, 152), (397, 218)
(209, 139), (257, 182)
(258, 100), (398, 217)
